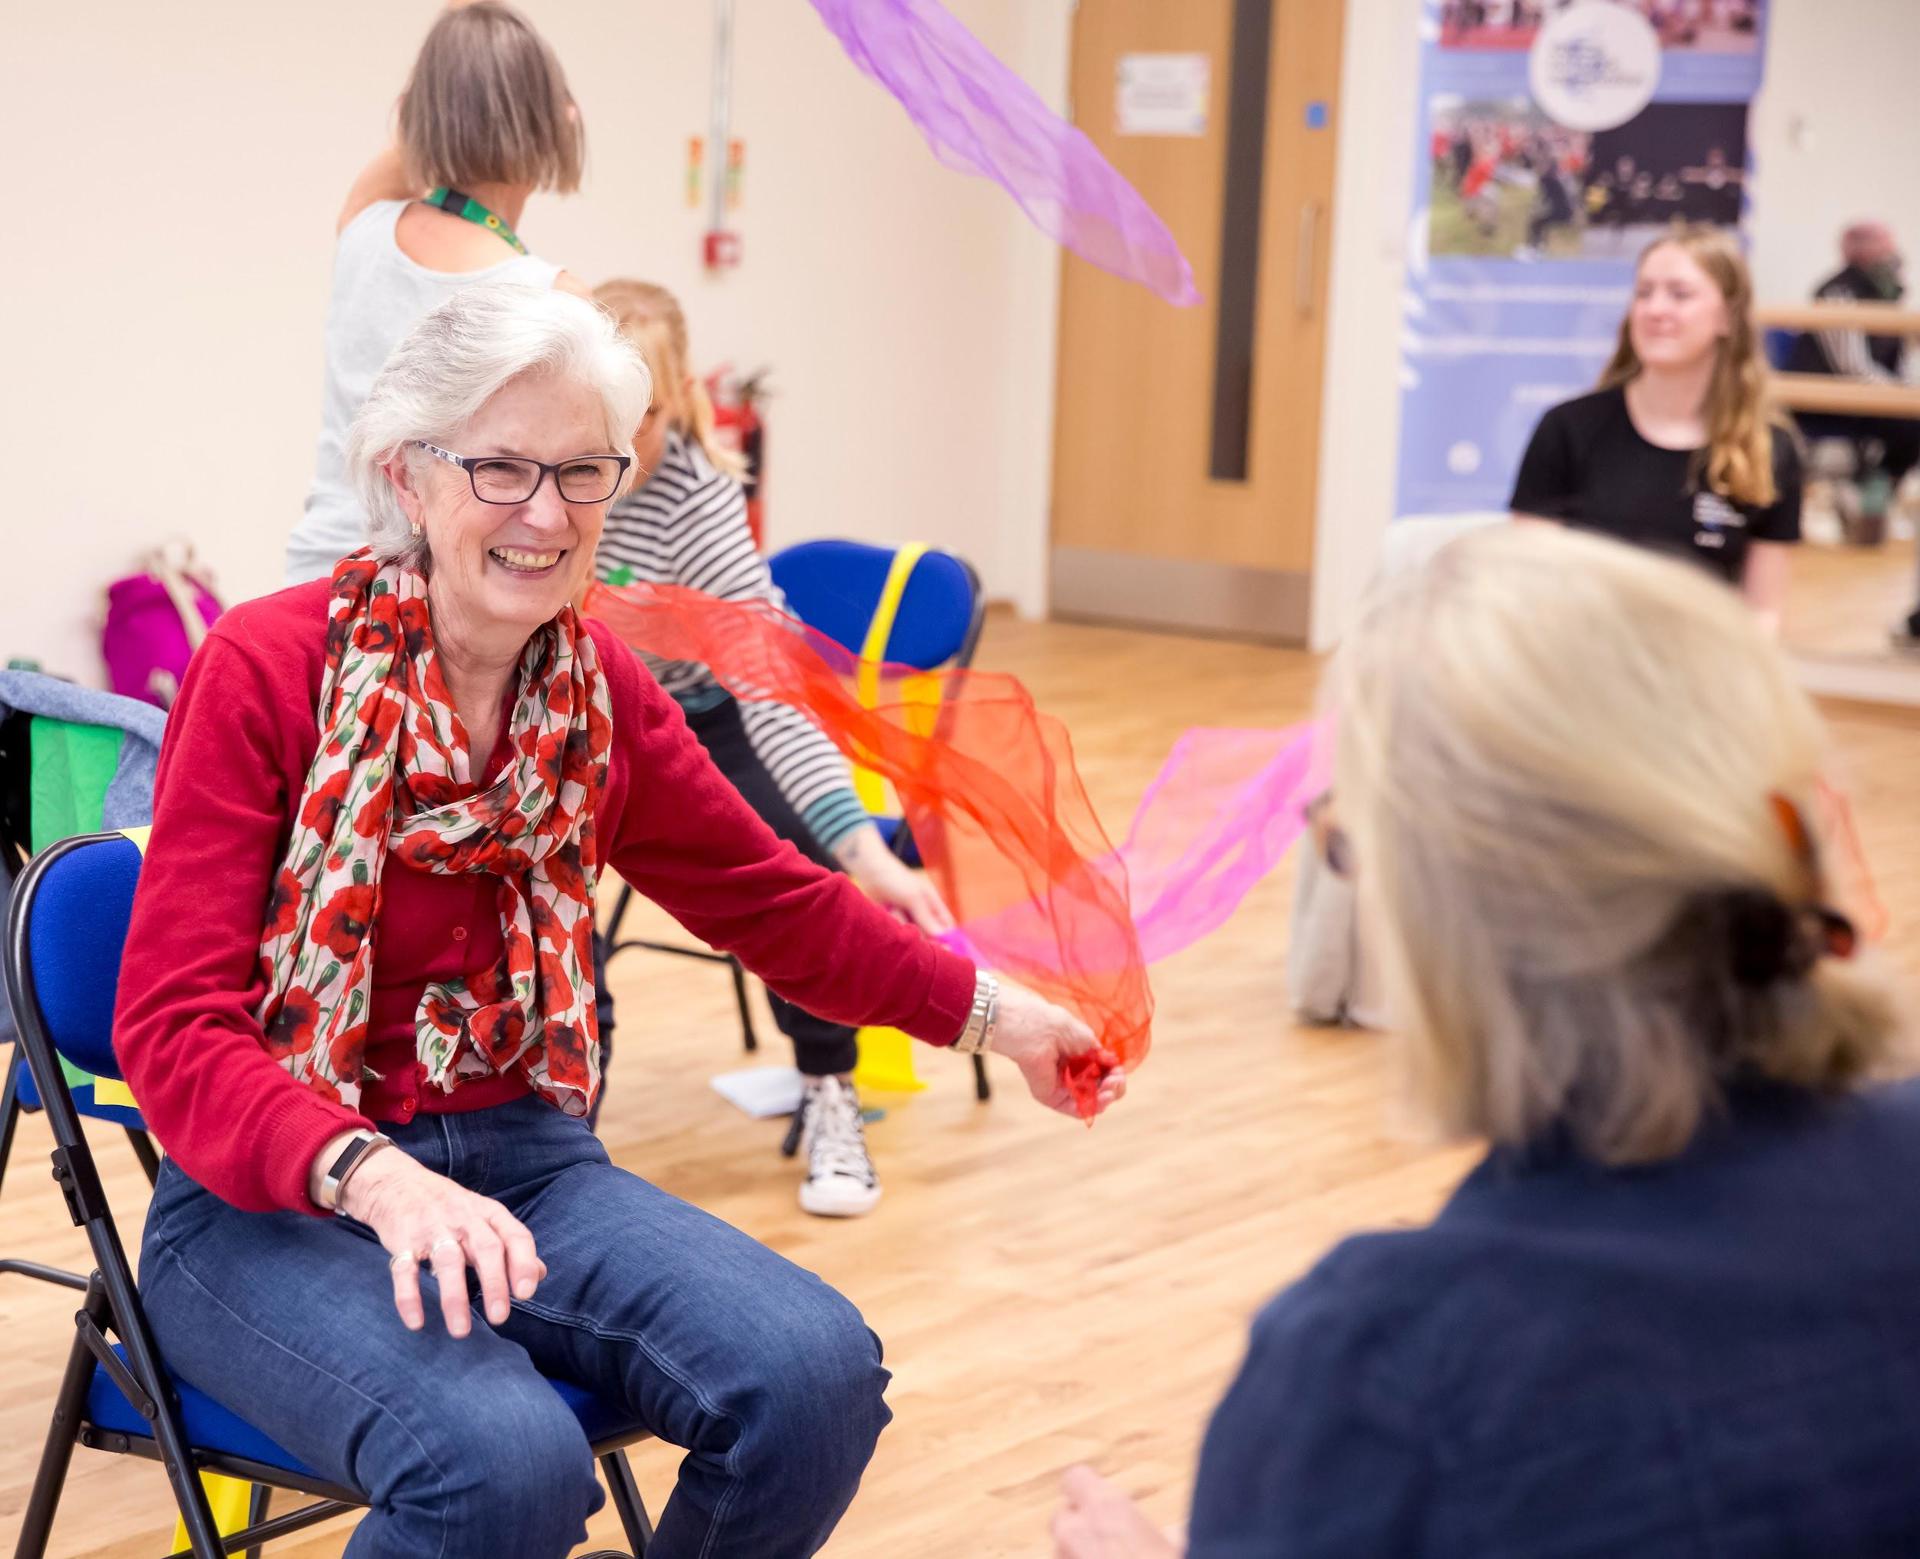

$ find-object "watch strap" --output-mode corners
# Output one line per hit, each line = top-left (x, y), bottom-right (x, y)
(319, 1131), (390, 1213)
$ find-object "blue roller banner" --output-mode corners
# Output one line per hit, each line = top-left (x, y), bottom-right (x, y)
(1396, 0), (1771, 516)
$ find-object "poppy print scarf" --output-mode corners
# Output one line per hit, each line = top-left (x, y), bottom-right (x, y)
(257, 552), (611, 1116)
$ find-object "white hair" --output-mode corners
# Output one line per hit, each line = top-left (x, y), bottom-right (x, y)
(1328, 524), (1899, 1164)
(347, 283), (653, 562)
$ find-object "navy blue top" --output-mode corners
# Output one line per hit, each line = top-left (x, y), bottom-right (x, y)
(1189, 1079), (1920, 1557)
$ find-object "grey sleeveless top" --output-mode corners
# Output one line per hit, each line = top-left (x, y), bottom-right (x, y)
(286, 200), (561, 584)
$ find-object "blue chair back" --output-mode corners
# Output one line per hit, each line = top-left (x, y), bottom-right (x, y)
(7, 832), (145, 1125)
(1763, 327), (1798, 372)
(768, 541), (982, 670)
(24, 832), (139, 1081)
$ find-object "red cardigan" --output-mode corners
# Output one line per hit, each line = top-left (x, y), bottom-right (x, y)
(113, 580), (976, 1215)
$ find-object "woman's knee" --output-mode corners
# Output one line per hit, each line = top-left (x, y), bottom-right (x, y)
(395, 1372), (601, 1547)
(748, 1283), (892, 1468)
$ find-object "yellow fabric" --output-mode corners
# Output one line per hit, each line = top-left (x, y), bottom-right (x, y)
(172, 1474), (258, 1551)
(851, 545), (929, 813)
(851, 1025), (926, 1093)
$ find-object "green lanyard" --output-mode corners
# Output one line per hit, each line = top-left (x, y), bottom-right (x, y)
(422, 187), (529, 256)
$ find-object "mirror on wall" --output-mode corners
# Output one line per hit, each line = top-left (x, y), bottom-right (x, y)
(1768, 294), (1920, 692)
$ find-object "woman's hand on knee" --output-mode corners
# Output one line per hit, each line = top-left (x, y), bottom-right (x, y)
(340, 1151), (545, 1336)
(991, 983), (1127, 1119)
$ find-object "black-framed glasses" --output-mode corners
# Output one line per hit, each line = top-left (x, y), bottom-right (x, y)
(416, 441), (632, 505)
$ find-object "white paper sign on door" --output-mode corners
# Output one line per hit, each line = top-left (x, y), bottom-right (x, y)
(1116, 53), (1210, 137)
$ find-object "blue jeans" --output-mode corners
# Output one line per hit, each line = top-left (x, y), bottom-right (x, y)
(139, 1096), (892, 1558)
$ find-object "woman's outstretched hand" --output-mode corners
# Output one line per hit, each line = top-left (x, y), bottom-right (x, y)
(1051, 1467), (1182, 1558)
(990, 981), (1127, 1118)
(339, 1149), (546, 1336)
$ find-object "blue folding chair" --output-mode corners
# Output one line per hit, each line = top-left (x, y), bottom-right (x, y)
(767, 540), (989, 1101)
(1, 708), (162, 1294)
(5, 832), (656, 1558)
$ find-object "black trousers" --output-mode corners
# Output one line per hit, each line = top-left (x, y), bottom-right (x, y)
(683, 697), (861, 1077)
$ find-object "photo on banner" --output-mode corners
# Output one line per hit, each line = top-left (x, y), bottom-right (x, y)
(1396, 0), (1770, 516)
(1440, 0), (1762, 56)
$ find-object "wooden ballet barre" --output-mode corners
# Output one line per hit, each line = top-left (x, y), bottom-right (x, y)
(1768, 372), (1920, 420)
(1753, 301), (1920, 336)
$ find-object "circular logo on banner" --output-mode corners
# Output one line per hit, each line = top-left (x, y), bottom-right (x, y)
(1528, 2), (1661, 132)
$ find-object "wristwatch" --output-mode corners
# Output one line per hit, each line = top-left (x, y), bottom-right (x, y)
(952, 971), (1000, 1056)
(314, 1130), (392, 1214)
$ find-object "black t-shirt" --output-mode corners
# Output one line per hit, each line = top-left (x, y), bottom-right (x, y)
(1509, 385), (1801, 584)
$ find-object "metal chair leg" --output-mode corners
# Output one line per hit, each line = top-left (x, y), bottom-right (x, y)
(600, 1449), (655, 1555)
(125, 1125), (162, 1186)
(245, 1480), (273, 1559)
(0, 1043), (22, 1201)
(605, 883), (761, 1056)
(727, 957), (759, 1052)
(604, 883), (634, 945)
(12, 1317), (94, 1557)
(0, 1045), (87, 1291)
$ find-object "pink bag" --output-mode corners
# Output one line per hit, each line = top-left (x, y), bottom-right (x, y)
(103, 544), (225, 708)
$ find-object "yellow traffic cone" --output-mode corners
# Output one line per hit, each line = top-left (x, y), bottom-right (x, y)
(851, 1026), (926, 1093)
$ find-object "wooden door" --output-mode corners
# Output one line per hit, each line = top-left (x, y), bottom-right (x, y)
(1050, 0), (1345, 643)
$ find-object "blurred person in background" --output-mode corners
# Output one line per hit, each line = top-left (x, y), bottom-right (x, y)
(1511, 226), (1801, 632)
(1051, 523), (1916, 1558)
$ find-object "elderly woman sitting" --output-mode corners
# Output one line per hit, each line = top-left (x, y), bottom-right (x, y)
(1052, 524), (1916, 1558)
(115, 283), (1123, 1559)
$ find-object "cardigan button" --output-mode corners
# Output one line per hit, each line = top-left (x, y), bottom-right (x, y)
(451, 926), (468, 942)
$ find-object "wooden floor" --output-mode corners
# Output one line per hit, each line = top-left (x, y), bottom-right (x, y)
(1783, 529), (1917, 663)
(3, 612), (1916, 1558)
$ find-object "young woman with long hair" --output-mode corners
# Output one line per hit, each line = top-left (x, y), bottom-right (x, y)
(1510, 224), (1802, 631)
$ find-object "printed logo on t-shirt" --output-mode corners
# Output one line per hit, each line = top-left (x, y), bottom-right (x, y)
(1693, 490), (1745, 549)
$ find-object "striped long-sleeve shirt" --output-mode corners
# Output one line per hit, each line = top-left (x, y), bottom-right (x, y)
(595, 431), (870, 852)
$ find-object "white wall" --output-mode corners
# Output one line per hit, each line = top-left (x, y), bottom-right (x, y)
(1747, 0), (1920, 303)
(1309, 0), (1424, 651)
(9, 0), (1907, 681)
(2, 0), (1067, 683)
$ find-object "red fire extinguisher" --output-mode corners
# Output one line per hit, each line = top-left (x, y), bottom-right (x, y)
(706, 367), (770, 549)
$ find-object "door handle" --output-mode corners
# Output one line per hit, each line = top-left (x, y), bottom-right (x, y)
(1296, 201), (1321, 319)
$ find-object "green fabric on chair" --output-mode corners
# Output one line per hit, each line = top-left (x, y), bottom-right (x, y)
(18, 718), (140, 1117)
(29, 721), (126, 852)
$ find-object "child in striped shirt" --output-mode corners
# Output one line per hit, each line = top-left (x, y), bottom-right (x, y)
(593, 279), (952, 1218)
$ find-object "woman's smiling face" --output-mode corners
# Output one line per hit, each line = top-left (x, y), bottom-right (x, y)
(390, 369), (622, 638)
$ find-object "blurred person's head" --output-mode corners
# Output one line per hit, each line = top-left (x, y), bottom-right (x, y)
(592, 279), (747, 484)
(1841, 222), (1903, 296)
(399, 2), (585, 196)
(1602, 225), (1780, 508)
(1328, 525), (1897, 1165)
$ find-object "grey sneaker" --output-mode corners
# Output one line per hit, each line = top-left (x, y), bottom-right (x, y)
(795, 1076), (882, 1218)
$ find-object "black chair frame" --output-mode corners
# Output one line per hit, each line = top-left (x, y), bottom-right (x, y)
(6, 834), (655, 1559)
(0, 712), (163, 1293)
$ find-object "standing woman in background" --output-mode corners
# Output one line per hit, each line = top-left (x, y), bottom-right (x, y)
(286, 0), (594, 584)
(592, 279), (954, 1221)
(1510, 225), (1801, 632)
